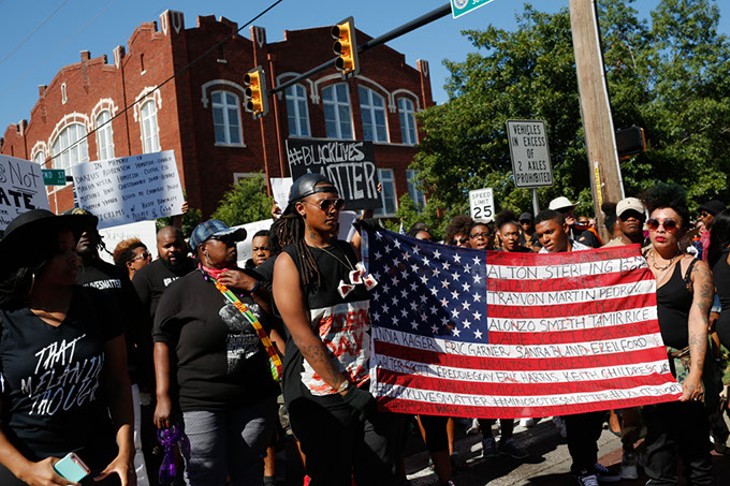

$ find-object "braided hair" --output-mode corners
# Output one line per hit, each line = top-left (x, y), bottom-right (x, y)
(274, 209), (321, 290)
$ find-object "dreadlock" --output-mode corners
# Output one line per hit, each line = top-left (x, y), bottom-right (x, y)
(274, 211), (321, 290)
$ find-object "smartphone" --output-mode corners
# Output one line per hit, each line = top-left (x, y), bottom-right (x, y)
(53, 453), (90, 483)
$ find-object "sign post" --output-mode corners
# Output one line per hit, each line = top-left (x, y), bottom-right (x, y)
(469, 188), (495, 223)
(506, 119), (554, 215)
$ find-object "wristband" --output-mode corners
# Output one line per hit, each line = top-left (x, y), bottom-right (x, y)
(336, 379), (350, 394)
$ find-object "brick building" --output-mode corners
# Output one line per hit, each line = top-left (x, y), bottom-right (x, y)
(0, 10), (434, 218)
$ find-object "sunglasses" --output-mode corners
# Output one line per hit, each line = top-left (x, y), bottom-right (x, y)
(646, 218), (678, 231)
(303, 198), (345, 211)
(699, 211), (710, 218)
(451, 237), (469, 245)
(129, 250), (151, 262)
(469, 232), (490, 239)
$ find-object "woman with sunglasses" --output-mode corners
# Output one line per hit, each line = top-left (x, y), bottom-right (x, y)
(445, 215), (473, 248)
(641, 184), (714, 485)
(0, 210), (135, 486)
(114, 238), (152, 281)
(273, 174), (402, 485)
(152, 220), (280, 485)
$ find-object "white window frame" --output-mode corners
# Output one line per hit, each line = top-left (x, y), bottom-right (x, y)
(398, 97), (418, 145)
(407, 169), (426, 209)
(359, 86), (389, 143)
(140, 99), (161, 153)
(51, 123), (89, 177)
(374, 168), (397, 217)
(95, 110), (115, 160)
(211, 90), (243, 146)
(322, 83), (353, 140)
(285, 83), (311, 138)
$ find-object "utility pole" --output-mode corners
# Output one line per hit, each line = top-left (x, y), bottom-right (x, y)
(569, 0), (624, 240)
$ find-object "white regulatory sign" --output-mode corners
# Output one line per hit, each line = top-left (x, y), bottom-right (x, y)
(506, 120), (553, 188)
(469, 188), (494, 223)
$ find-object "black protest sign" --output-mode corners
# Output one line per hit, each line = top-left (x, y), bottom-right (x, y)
(286, 139), (381, 210)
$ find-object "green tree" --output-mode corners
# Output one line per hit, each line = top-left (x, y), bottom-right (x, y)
(211, 173), (274, 227)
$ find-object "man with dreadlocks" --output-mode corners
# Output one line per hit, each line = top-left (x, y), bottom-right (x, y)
(273, 174), (401, 485)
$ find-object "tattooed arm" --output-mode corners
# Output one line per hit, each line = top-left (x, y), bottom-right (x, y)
(273, 252), (348, 392)
(682, 258), (713, 401)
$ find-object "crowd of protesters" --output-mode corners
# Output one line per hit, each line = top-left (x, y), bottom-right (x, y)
(0, 174), (728, 486)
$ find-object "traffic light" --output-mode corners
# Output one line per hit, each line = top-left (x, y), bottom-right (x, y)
(615, 126), (646, 160)
(243, 66), (268, 118)
(332, 17), (359, 78)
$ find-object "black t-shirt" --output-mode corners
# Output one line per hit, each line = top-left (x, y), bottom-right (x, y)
(576, 229), (602, 249)
(77, 259), (149, 387)
(280, 241), (370, 407)
(0, 287), (122, 459)
(152, 269), (279, 412)
(133, 258), (195, 320)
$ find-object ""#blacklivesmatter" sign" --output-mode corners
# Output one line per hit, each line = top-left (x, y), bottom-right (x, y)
(0, 155), (50, 231)
(286, 139), (381, 210)
(71, 150), (185, 229)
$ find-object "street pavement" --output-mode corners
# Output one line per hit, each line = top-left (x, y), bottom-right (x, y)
(403, 417), (730, 485)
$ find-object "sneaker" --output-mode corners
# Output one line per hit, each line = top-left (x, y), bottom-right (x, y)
(481, 436), (498, 458)
(498, 439), (529, 460)
(620, 452), (639, 480)
(465, 418), (480, 435)
(593, 463), (621, 483)
(519, 418), (537, 427)
(575, 472), (599, 486)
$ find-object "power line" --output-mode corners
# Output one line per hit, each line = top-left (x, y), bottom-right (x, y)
(0, 0), (72, 67)
(42, 0), (286, 168)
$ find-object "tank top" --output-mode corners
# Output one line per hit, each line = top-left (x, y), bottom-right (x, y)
(655, 258), (697, 349)
(281, 241), (371, 406)
(713, 249), (730, 349)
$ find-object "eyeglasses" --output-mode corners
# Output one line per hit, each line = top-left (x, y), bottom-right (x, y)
(469, 232), (490, 239)
(699, 211), (710, 218)
(303, 198), (345, 211)
(451, 237), (469, 245)
(646, 218), (678, 231)
(129, 250), (151, 262)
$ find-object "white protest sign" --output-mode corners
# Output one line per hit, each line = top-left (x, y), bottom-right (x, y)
(506, 120), (553, 188)
(339, 211), (358, 241)
(0, 155), (50, 231)
(233, 219), (274, 268)
(270, 177), (292, 210)
(98, 220), (159, 265)
(469, 188), (495, 223)
(71, 150), (184, 229)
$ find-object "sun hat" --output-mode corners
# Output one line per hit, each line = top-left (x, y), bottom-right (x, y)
(698, 200), (726, 216)
(548, 196), (575, 211)
(189, 219), (247, 250)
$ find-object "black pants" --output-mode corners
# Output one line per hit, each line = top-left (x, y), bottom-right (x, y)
(419, 415), (448, 452)
(643, 401), (713, 485)
(288, 397), (403, 486)
(478, 418), (515, 440)
(565, 411), (605, 474)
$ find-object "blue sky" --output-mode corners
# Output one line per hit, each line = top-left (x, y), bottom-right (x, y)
(0, 0), (728, 131)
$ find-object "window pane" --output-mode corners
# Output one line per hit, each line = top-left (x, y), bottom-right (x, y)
(285, 84), (310, 137)
(374, 169), (397, 216)
(211, 90), (242, 144)
(359, 87), (388, 143)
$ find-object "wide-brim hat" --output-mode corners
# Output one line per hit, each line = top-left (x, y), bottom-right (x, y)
(0, 209), (97, 272)
(548, 196), (575, 211)
(698, 200), (726, 216)
(189, 219), (247, 250)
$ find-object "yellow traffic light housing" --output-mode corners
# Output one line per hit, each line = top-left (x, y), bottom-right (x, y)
(332, 17), (359, 78)
(243, 66), (269, 118)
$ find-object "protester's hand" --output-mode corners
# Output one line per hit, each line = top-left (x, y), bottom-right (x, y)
(271, 203), (282, 219)
(680, 373), (704, 402)
(17, 457), (71, 486)
(342, 386), (377, 419)
(180, 201), (189, 215)
(219, 269), (258, 292)
(565, 216), (576, 227)
(154, 395), (173, 429)
(95, 455), (136, 486)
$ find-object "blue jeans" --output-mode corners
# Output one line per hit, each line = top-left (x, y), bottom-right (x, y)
(182, 397), (276, 486)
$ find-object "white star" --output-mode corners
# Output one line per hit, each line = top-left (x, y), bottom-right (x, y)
(413, 245), (421, 255)
(382, 303), (390, 314)
(462, 282), (471, 292)
(372, 311), (380, 321)
(400, 265), (409, 277)
(473, 293), (482, 302)
(473, 311), (482, 320)
(400, 289), (408, 299)
(373, 271), (381, 280)
(464, 263), (472, 273)
(400, 309), (409, 318)
(420, 312), (428, 322)
(451, 289), (460, 300)
(433, 250), (442, 260)
(430, 286), (438, 296)
(420, 294), (428, 304)
(374, 251), (383, 260)
(432, 267), (441, 277)
(375, 231), (383, 240)
(462, 301), (471, 311)
(453, 253), (461, 263)
(474, 329), (483, 339)
(391, 296), (399, 306)
(410, 302), (418, 311)
(431, 324), (439, 334)
(473, 274), (482, 284)
(441, 279), (450, 289)
(420, 275), (429, 284)
(423, 257), (431, 266)
(452, 327), (461, 337)
(430, 307), (438, 315)
(451, 271), (460, 281)
(384, 264), (391, 274)
(410, 282), (418, 292)
(381, 283), (390, 294)
(442, 260), (451, 270)
(411, 263), (419, 273)
(451, 308), (460, 319)
(391, 276), (400, 287)
(462, 319), (471, 328)
(440, 297), (449, 307)
(411, 321), (420, 330)
(473, 255), (481, 265)
(372, 291), (380, 301)
(385, 243), (393, 253)
(402, 251), (411, 260)
(393, 239), (401, 249)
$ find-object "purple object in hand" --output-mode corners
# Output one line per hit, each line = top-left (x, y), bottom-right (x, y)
(157, 425), (189, 484)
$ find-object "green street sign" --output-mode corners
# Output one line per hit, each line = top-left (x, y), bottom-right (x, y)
(450, 0), (496, 19)
(42, 169), (66, 186)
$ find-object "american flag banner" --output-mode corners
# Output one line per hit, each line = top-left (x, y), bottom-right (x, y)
(361, 226), (683, 418)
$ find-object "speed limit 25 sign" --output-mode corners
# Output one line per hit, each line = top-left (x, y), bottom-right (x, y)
(469, 188), (494, 223)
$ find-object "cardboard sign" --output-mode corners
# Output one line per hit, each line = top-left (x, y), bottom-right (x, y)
(98, 220), (159, 265)
(286, 139), (381, 210)
(71, 151), (185, 229)
(469, 188), (495, 223)
(0, 155), (50, 231)
(506, 120), (553, 188)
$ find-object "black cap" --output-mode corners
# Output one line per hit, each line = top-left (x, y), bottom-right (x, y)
(519, 212), (533, 222)
(288, 173), (338, 205)
(698, 200), (726, 216)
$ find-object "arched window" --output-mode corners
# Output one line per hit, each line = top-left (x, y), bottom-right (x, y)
(211, 91), (243, 145)
(285, 84), (311, 138)
(140, 99), (161, 153)
(96, 110), (115, 160)
(398, 97), (418, 145)
(358, 86), (388, 142)
(51, 123), (89, 172)
(322, 83), (353, 140)
(32, 150), (45, 165)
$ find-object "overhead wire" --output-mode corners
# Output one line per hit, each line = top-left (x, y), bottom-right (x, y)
(0, 0), (73, 67)
(42, 0), (286, 168)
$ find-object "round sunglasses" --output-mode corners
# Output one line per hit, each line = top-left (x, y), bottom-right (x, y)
(646, 218), (678, 231)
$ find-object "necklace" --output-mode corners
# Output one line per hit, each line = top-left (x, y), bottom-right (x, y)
(650, 249), (681, 271)
(317, 245), (355, 271)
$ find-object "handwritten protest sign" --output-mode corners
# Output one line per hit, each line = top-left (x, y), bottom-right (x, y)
(0, 155), (50, 231)
(98, 220), (159, 265)
(71, 151), (184, 229)
(270, 177), (292, 210)
(286, 139), (380, 210)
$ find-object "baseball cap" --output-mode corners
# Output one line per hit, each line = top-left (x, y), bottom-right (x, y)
(63, 207), (100, 227)
(698, 200), (726, 216)
(518, 212), (532, 222)
(616, 197), (645, 218)
(189, 219), (247, 250)
(288, 173), (338, 205)
(548, 196), (575, 211)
